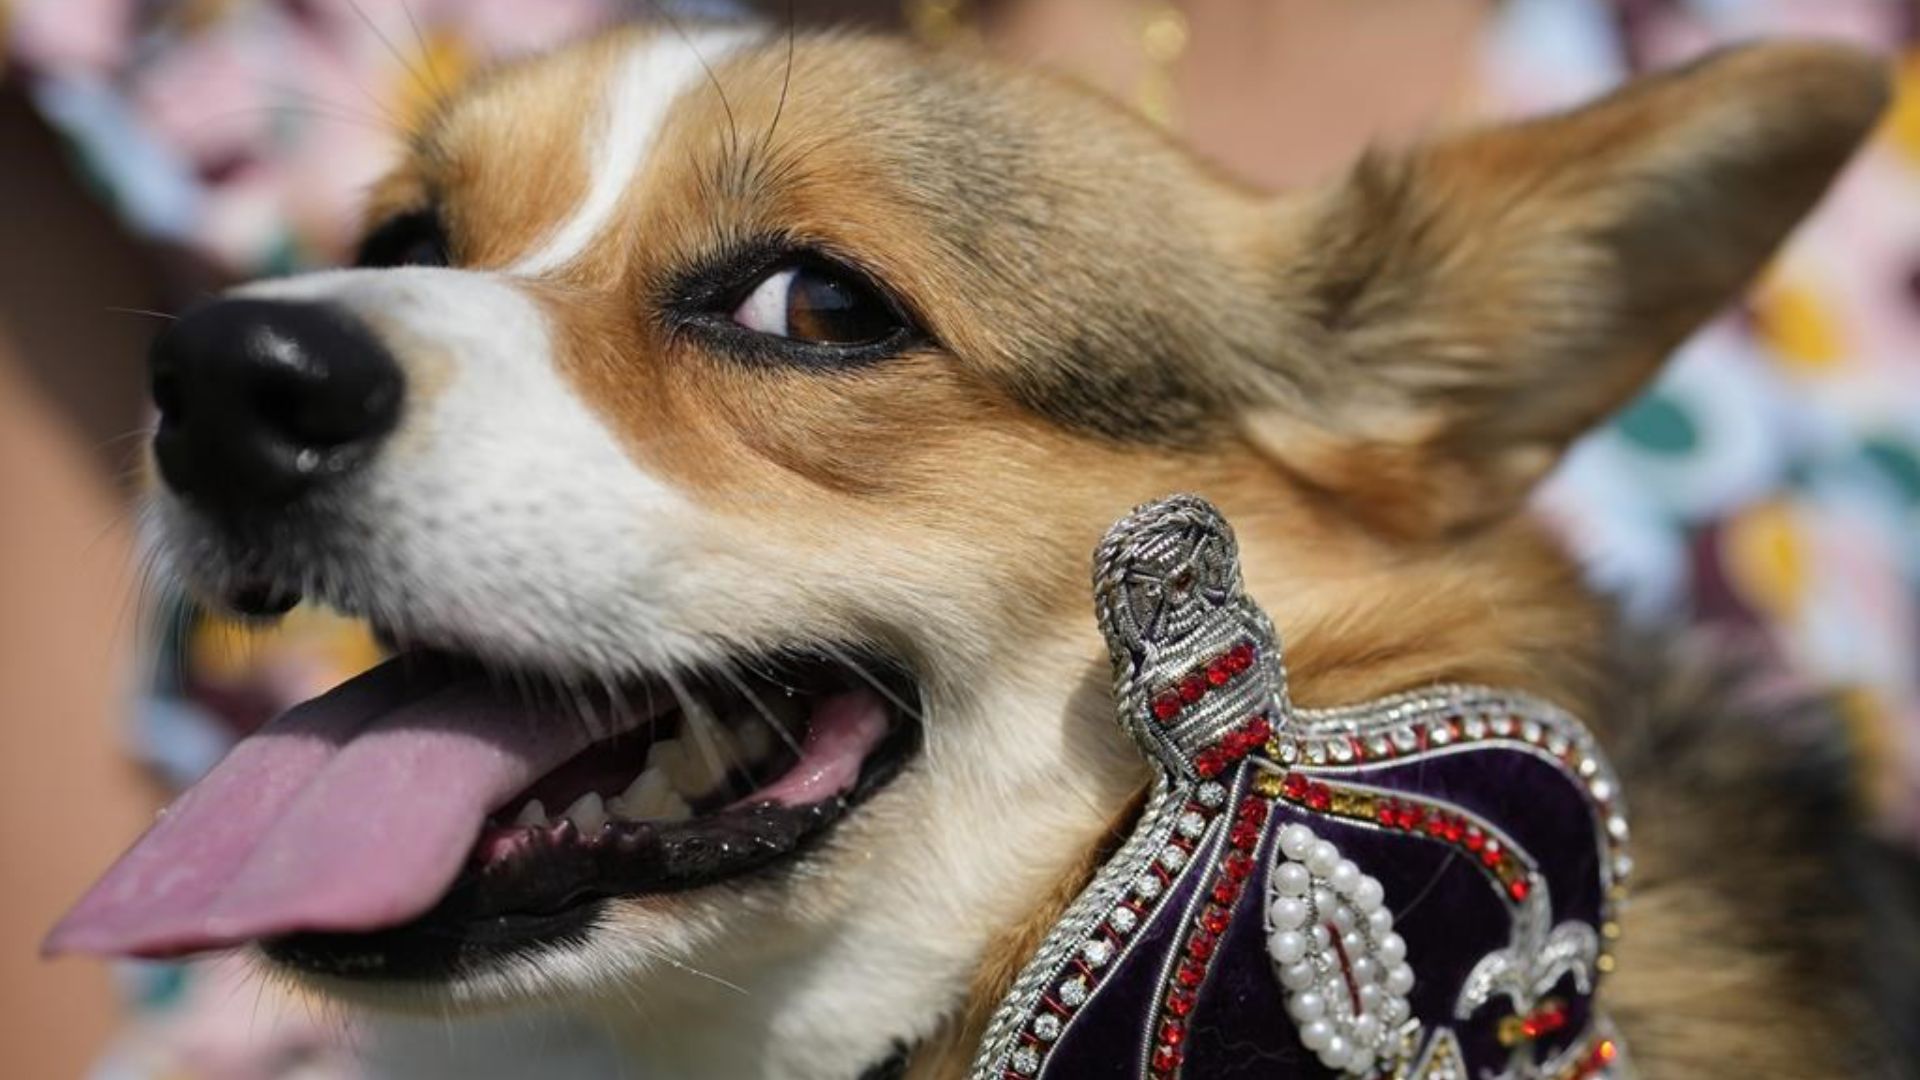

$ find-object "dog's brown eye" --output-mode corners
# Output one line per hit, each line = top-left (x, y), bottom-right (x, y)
(354, 210), (449, 269)
(731, 263), (899, 346)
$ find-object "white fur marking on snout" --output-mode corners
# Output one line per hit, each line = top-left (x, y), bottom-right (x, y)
(510, 27), (760, 278)
(219, 267), (707, 675)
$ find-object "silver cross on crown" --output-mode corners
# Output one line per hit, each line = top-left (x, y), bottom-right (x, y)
(1092, 495), (1293, 780)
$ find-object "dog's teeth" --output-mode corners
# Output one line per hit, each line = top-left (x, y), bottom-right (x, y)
(612, 768), (675, 820)
(513, 799), (548, 828)
(650, 737), (693, 785)
(565, 792), (608, 833)
(734, 721), (775, 764)
(651, 737), (722, 798)
(656, 792), (693, 823)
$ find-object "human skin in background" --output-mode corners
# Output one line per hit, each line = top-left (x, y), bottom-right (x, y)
(966, 0), (1490, 188)
(0, 89), (165, 1079)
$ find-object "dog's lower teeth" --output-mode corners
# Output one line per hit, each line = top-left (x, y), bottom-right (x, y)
(490, 687), (817, 837)
(565, 792), (609, 833)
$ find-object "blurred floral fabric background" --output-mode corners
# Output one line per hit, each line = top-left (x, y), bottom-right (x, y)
(6, 0), (1920, 1075)
(1490, 0), (1920, 838)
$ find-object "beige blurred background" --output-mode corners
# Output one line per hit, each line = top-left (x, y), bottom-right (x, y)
(1, 85), (169, 1078)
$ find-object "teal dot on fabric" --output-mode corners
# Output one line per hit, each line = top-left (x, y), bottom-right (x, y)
(1862, 437), (1920, 506)
(1616, 394), (1699, 456)
(136, 963), (189, 1009)
(259, 232), (304, 278)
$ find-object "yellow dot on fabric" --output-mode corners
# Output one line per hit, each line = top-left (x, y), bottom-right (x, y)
(391, 29), (474, 134)
(175, 0), (243, 33)
(1753, 277), (1846, 372)
(1722, 500), (1807, 620)
(1886, 48), (1920, 167)
(190, 606), (383, 686)
(190, 615), (258, 684)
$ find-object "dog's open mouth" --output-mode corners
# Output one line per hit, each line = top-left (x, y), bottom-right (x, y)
(46, 644), (920, 979)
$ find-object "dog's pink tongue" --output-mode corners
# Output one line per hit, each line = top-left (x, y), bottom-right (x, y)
(46, 659), (598, 959)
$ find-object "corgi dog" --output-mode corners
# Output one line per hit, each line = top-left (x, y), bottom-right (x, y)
(47, 20), (1916, 1079)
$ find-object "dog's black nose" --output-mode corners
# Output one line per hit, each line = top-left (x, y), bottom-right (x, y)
(149, 299), (403, 512)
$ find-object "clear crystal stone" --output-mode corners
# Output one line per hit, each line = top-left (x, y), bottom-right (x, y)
(1082, 939), (1114, 967)
(1196, 782), (1227, 808)
(1177, 811), (1206, 839)
(1010, 1046), (1041, 1075)
(1058, 975), (1089, 1007)
(1110, 907), (1139, 934)
(1034, 1014), (1062, 1041)
(1159, 845), (1188, 871)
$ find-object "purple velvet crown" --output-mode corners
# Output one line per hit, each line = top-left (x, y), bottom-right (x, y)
(970, 496), (1633, 1080)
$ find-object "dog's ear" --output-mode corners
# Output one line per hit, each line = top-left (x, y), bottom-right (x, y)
(1243, 43), (1888, 537)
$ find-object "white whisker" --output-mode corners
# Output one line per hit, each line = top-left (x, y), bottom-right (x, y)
(818, 641), (925, 726)
(668, 667), (741, 788)
(711, 660), (805, 759)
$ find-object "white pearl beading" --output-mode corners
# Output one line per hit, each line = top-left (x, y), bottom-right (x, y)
(1266, 823), (1415, 1075)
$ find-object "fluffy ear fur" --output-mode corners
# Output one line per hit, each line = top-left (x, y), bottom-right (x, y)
(1243, 42), (1888, 537)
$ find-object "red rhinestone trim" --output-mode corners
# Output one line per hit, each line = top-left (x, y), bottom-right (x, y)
(1148, 792), (1271, 1076)
(1009, 788), (1222, 1080)
(1193, 714), (1273, 778)
(1270, 778), (1542, 910)
(1274, 697), (1629, 927)
(1521, 999), (1569, 1040)
(1148, 640), (1258, 724)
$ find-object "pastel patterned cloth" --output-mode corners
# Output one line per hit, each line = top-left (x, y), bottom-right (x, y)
(8, 0), (636, 273)
(7, 1), (1918, 1075)
(1486, 0), (1920, 840)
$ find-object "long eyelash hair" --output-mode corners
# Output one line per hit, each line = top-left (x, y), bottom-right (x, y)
(640, 0), (743, 164)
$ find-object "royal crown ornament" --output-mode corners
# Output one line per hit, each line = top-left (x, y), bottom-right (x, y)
(971, 495), (1633, 1080)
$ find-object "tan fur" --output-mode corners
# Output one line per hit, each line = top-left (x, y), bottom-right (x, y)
(1602, 637), (1912, 1078)
(394, 34), (624, 267)
(1249, 43), (1895, 538)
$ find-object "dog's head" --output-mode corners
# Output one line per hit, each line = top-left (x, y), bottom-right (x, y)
(52, 23), (1883, 1076)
